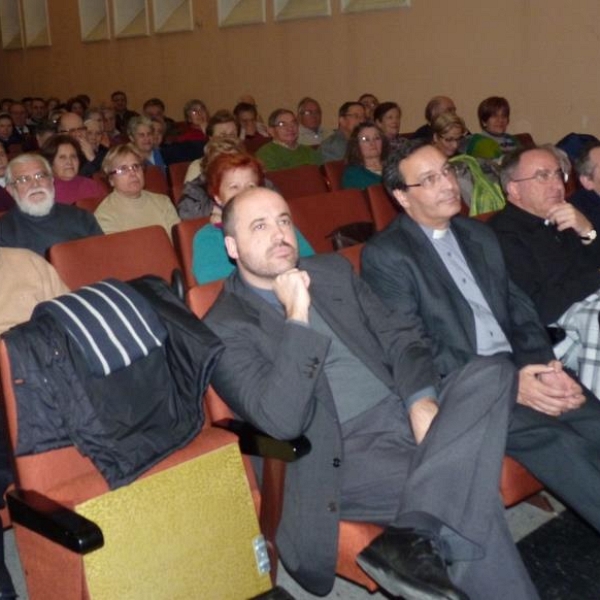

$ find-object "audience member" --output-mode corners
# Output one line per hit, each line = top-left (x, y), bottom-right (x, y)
(342, 121), (389, 190)
(84, 113), (109, 166)
(142, 97), (178, 139)
(9, 102), (30, 136)
(46, 96), (60, 113)
(34, 120), (56, 150)
(374, 102), (409, 153)
(257, 108), (319, 171)
(66, 96), (87, 118)
(101, 107), (127, 146)
(0, 153), (102, 255)
(178, 137), (246, 219)
(203, 185), (538, 600)
(362, 141), (600, 540)
(111, 90), (139, 134)
(319, 101), (365, 163)
(490, 146), (600, 395)
(183, 110), (239, 182)
(412, 96), (457, 142)
(0, 99), (13, 113)
(233, 102), (270, 141)
(358, 93), (379, 120)
(571, 141), (600, 231)
(40, 135), (106, 205)
(28, 97), (48, 131)
(191, 153), (313, 284)
(466, 96), (519, 159)
(297, 97), (331, 146)
(178, 99), (209, 142)
(0, 113), (21, 153)
(57, 112), (100, 175)
(127, 115), (165, 169)
(0, 145), (15, 211)
(0, 246), (69, 334)
(431, 113), (467, 158)
(95, 144), (180, 239)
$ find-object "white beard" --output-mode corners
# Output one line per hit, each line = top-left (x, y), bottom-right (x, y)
(16, 188), (55, 217)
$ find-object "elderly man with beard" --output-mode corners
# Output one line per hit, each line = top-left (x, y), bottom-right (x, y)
(0, 153), (102, 256)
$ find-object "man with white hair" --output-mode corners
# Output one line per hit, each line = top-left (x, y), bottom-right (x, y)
(0, 153), (102, 256)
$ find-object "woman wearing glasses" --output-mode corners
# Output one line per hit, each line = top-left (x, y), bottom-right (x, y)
(94, 144), (180, 239)
(432, 113), (467, 158)
(177, 99), (210, 142)
(342, 122), (389, 190)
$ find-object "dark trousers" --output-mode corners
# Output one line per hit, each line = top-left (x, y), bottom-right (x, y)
(339, 356), (539, 600)
(507, 384), (600, 533)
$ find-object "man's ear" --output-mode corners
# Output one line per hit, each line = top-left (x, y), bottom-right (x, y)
(392, 188), (410, 211)
(505, 180), (518, 203)
(224, 235), (239, 260)
(580, 174), (595, 191)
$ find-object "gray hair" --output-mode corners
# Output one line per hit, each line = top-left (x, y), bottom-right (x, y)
(127, 115), (153, 139)
(6, 152), (52, 185)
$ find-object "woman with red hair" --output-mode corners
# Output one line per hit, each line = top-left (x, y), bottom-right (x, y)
(191, 152), (313, 283)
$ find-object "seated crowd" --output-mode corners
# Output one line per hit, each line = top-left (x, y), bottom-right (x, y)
(2, 88), (600, 600)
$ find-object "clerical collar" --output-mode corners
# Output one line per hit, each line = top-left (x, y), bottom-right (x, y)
(418, 223), (450, 240)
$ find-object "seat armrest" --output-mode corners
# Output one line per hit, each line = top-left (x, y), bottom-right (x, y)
(7, 489), (104, 554)
(214, 419), (311, 462)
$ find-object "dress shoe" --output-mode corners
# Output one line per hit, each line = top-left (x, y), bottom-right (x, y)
(356, 526), (470, 600)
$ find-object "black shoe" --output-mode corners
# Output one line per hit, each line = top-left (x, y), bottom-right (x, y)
(356, 527), (469, 600)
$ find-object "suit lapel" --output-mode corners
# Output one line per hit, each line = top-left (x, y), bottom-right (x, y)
(400, 216), (478, 351)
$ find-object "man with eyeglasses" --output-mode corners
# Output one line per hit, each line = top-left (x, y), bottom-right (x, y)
(489, 146), (600, 399)
(0, 153), (102, 256)
(297, 97), (331, 147)
(319, 101), (366, 163)
(57, 112), (100, 175)
(204, 185), (537, 600)
(361, 141), (600, 552)
(256, 108), (319, 171)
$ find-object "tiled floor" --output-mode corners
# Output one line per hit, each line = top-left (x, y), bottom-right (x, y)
(4, 493), (563, 599)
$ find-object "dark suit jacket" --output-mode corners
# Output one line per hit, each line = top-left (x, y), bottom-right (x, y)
(489, 202), (600, 324)
(361, 214), (555, 377)
(204, 253), (438, 595)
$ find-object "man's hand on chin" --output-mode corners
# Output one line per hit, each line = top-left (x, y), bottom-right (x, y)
(274, 268), (311, 323)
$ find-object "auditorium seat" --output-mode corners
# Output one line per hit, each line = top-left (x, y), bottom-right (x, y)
(267, 164), (329, 200)
(288, 189), (373, 253)
(321, 159), (345, 191)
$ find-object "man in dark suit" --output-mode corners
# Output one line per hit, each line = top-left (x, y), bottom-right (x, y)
(204, 186), (539, 600)
(362, 141), (600, 541)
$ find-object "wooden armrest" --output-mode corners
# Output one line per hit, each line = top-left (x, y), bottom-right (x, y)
(7, 489), (104, 554)
(213, 419), (311, 462)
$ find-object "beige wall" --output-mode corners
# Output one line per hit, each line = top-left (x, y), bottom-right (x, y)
(1, 0), (599, 142)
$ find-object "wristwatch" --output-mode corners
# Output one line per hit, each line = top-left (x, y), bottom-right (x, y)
(580, 229), (597, 243)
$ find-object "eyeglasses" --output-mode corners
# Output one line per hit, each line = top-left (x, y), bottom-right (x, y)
(10, 171), (52, 186)
(108, 163), (143, 176)
(301, 109), (321, 116)
(275, 120), (298, 129)
(405, 164), (457, 189)
(359, 135), (382, 143)
(189, 109), (205, 115)
(344, 113), (364, 119)
(58, 126), (87, 135)
(511, 169), (568, 185)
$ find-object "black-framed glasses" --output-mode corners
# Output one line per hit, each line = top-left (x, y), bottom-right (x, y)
(405, 164), (457, 189)
(511, 169), (568, 185)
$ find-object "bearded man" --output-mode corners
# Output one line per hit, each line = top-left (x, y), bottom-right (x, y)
(0, 153), (102, 256)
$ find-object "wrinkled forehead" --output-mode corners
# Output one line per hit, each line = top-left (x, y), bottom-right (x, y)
(400, 145), (447, 179)
(517, 149), (559, 174)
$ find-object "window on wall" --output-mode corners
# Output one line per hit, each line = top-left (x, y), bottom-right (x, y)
(151, 0), (193, 34)
(273, 0), (331, 21)
(340, 0), (411, 13)
(112, 0), (149, 38)
(0, 0), (23, 49)
(78, 0), (110, 42)
(22, 0), (51, 47)
(218, 0), (265, 27)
